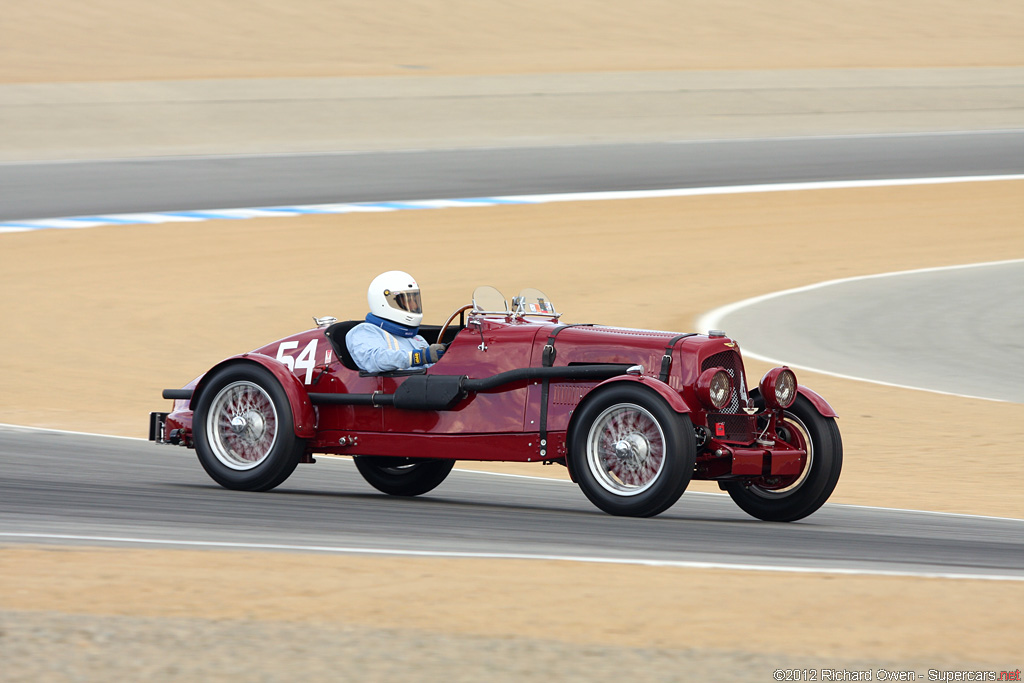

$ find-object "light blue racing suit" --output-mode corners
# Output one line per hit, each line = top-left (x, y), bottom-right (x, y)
(346, 322), (433, 373)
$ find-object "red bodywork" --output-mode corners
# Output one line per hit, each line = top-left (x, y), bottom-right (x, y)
(157, 311), (836, 483)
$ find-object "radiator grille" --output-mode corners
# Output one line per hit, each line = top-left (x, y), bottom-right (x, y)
(701, 351), (745, 413)
(706, 413), (757, 444)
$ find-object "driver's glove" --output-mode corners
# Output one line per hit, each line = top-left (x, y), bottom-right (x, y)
(410, 344), (446, 367)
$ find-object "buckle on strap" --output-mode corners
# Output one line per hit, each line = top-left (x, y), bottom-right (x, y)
(542, 343), (556, 367)
(658, 333), (699, 383)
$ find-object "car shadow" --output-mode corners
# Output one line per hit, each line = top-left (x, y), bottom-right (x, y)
(163, 481), (767, 525)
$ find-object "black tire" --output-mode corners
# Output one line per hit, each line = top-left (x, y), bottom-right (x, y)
(354, 456), (455, 496)
(193, 364), (306, 492)
(723, 394), (843, 522)
(569, 384), (696, 517)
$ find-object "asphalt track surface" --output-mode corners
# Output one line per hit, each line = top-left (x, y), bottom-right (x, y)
(2, 130), (1024, 221)
(1, 427), (1023, 579)
(703, 261), (1024, 404)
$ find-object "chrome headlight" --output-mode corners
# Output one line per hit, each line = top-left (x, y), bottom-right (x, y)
(760, 367), (797, 409)
(697, 368), (732, 410)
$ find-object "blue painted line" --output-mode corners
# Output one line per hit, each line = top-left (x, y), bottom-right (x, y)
(269, 207), (343, 215)
(365, 201), (428, 209)
(283, 206), (343, 213)
(458, 197), (537, 204)
(66, 216), (152, 225)
(160, 211), (247, 220)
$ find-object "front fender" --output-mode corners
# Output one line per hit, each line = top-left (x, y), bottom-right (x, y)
(586, 375), (692, 414)
(191, 353), (317, 439)
(563, 375), (692, 484)
(750, 385), (838, 418)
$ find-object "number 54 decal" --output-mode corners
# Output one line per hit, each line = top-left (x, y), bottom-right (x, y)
(276, 339), (319, 384)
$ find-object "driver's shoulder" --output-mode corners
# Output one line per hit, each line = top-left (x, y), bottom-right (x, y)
(346, 322), (385, 343)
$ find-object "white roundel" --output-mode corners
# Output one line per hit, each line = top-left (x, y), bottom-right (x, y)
(368, 270), (423, 328)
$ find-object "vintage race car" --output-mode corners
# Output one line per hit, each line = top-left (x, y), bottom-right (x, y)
(150, 286), (842, 520)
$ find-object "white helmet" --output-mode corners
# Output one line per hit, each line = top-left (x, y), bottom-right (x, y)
(367, 270), (423, 328)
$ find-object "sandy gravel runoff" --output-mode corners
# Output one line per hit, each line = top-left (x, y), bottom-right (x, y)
(3, 0), (1022, 160)
(2, 0), (1024, 678)
(3, 548), (1022, 681)
(6, 68), (1022, 162)
(3, 0), (1023, 82)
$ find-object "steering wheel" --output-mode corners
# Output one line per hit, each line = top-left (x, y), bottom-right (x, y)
(437, 304), (474, 345)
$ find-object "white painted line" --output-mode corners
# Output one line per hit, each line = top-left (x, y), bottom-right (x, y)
(4, 174), (1023, 233)
(696, 258), (1024, 403)
(1, 532), (1021, 582)
(499, 174), (1024, 204)
(0, 422), (146, 441)
(200, 208), (301, 218)
(823, 501), (1024, 524)
(450, 471), (1024, 522)
(452, 468), (571, 482)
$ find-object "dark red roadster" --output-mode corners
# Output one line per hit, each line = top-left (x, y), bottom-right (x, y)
(150, 287), (842, 520)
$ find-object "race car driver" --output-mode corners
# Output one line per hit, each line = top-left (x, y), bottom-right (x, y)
(346, 270), (446, 373)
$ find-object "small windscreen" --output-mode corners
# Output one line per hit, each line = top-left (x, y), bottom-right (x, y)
(472, 285), (508, 313)
(516, 288), (556, 315)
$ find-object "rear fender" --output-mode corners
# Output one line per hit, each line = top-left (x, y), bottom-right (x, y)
(750, 385), (838, 418)
(191, 354), (317, 438)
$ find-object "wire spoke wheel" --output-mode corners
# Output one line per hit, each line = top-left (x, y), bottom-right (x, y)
(748, 414), (813, 495)
(587, 403), (666, 496)
(724, 394), (842, 522)
(207, 381), (279, 471)
(570, 385), (695, 517)
(193, 364), (305, 492)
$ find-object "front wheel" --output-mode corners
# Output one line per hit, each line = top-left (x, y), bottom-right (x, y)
(354, 456), (455, 496)
(723, 394), (842, 522)
(569, 384), (696, 517)
(193, 364), (306, 492)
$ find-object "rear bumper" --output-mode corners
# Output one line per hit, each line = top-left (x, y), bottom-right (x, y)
(148, 412), (167, 442)
(149, 411), (187, 445)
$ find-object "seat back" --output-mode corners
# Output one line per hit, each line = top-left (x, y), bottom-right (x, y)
(419, 324), (464, 345)
(323, 320), (363, 371)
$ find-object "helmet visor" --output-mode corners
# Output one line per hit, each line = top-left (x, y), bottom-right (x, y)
(387, 289), (422, 314)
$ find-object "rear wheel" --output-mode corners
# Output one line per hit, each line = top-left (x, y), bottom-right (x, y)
(354, 456), (455, 496)
(723, 394), (842, 522)
(569, 384), (696, 517)
(193, 364), (305, 492)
